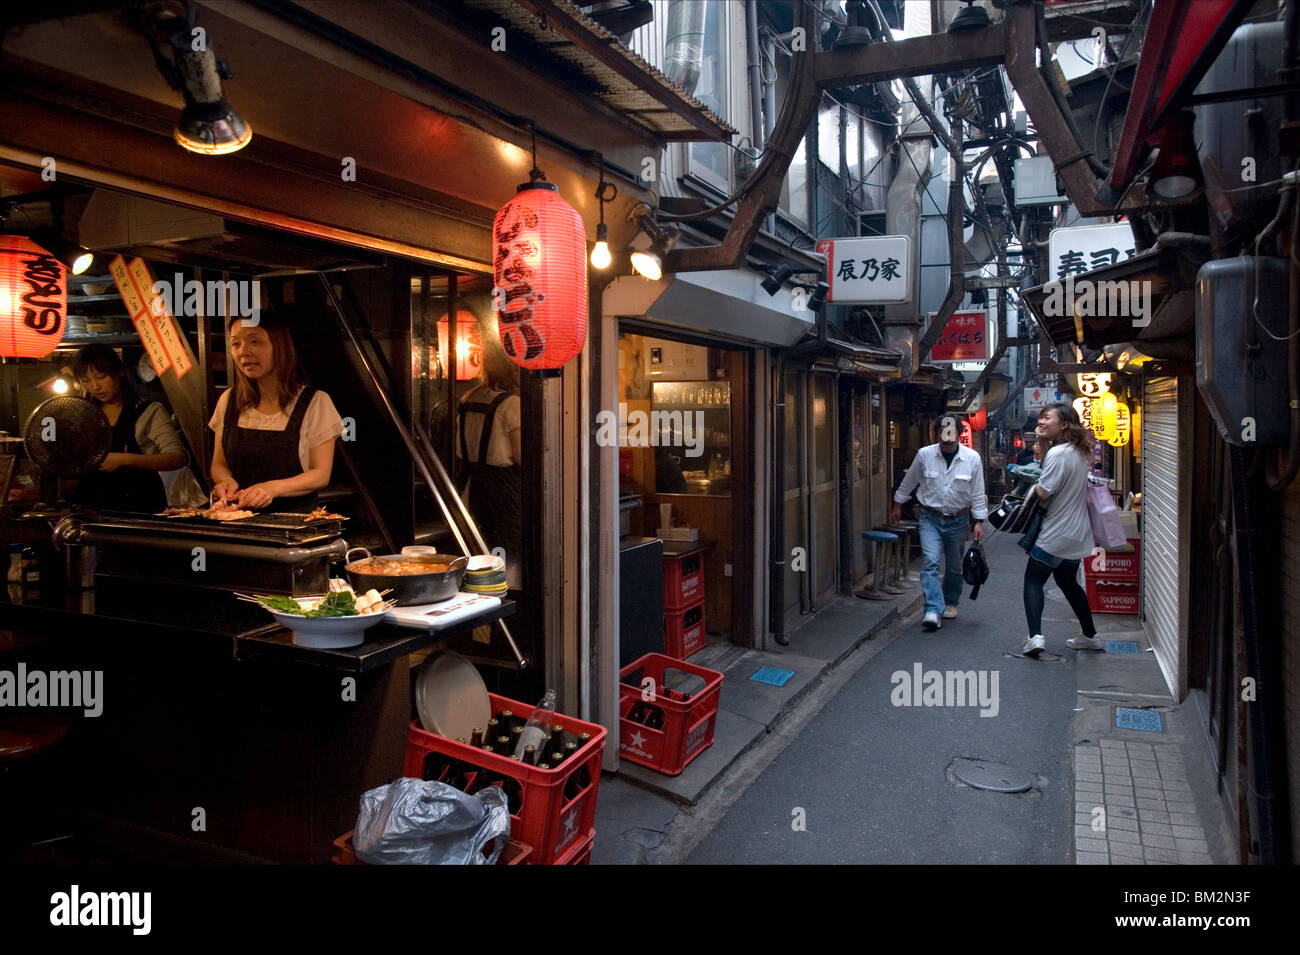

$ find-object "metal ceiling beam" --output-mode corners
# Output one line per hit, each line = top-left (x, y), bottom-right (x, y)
(814, 18), (1009, 88)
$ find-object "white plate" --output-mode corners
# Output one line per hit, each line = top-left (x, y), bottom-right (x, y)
(415, 651), (491, 740)
(262, 607), (389, 649)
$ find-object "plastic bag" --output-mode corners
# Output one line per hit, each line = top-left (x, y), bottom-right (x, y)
(353, 777), (511, 865)
(1086, 482), (1127, 549)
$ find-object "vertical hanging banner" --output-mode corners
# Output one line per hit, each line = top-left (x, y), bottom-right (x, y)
(129, 258), (194, 379)
(109, 255), (171, 377)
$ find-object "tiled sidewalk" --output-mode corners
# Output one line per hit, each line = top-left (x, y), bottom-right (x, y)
(1073, 739), (1214, 864)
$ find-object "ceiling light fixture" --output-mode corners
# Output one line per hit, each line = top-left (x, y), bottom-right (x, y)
(591, 157), (617, 271)
(141, 1), (252, 156)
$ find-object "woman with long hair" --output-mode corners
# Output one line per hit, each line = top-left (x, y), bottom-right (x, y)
(71, 344), (188, 512)
(456, 312), (523, 589)
(208, 313), (343, 510)
(1021, 402), (1102, 657)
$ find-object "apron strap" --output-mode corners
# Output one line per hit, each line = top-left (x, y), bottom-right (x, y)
(458, 390), (510, 464)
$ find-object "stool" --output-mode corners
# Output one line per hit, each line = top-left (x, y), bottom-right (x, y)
(0, 713), (74, 854)
(856, 530), (903, 600)
(893, 520), (922, 576)
(886, 524), (918, 583)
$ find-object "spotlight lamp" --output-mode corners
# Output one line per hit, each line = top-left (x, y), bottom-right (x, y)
(141, 2), (252, 155)
(762, 264), (795, 296)
(807, 281), (830, 312)
(629, 212), (678, 281)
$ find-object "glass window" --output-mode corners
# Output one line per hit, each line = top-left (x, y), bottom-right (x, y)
(784, 133), (809, 226)
(818, 104), (842, 174)
(687, 0), (729, 188)
(846, 111), (862, 182)
(651, 380), (732, 497)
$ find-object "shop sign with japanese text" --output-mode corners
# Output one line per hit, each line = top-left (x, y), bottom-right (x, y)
(1047, 222), (1137, 280)
(815, 236), (910, 304)
(929, 310), (989, 362)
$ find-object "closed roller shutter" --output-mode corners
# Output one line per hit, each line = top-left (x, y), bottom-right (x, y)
(1142, 376), (1190, 699)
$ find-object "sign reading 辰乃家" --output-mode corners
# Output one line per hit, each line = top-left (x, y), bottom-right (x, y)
(816, 235), (910, 304)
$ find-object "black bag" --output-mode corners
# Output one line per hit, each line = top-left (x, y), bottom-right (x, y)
(987, 493), (1023, 530)
(962, 540), (989, 599)
(1013, 493), (1047, 555)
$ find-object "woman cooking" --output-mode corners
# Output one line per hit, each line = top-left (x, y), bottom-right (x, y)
(71, 344), (188, 513)
(209, 313), (344, 511)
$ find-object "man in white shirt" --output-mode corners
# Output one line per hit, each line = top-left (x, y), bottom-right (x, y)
(890, 415), (987, 631)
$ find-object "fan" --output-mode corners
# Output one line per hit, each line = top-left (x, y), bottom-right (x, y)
(23, 396), (112, 478)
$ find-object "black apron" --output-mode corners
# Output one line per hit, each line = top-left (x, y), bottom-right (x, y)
(458, 390), (521, 563)
(221, 386), (319, 511)
(74, 398), (167, 514)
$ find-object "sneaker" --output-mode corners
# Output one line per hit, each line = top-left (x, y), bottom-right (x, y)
(1066, 633), (1107, 651)
(942, 605), (959, 619)
(1021, 634), (1046, 657)
(922, 612), (942, 632)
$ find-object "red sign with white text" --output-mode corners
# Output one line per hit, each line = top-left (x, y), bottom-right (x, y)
(929, 310), (989, 362)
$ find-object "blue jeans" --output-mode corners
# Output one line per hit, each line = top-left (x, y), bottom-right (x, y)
(918, 511), (969, 615)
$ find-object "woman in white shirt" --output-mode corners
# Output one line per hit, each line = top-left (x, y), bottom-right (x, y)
(1021, 403), (1101, 657)
(209, 314), (344, 511)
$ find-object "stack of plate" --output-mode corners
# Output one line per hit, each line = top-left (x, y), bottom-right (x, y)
(464, 554), (508, 596)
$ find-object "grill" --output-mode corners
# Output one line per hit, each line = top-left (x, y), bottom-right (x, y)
(87, 510), (344, 545)
(58, 510), (350, 596)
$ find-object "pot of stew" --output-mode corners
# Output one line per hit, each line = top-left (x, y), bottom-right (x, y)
(344, 548), (470, 605)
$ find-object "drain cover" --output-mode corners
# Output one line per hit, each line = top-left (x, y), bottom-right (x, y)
(1116, 707), (1163, 732)
(749, 666), (795, 686)
(951, 758), (1035, 793)
(1106, 641), (1140, 654)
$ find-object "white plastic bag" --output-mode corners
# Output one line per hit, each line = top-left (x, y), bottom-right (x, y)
(353, 777), (510, 865)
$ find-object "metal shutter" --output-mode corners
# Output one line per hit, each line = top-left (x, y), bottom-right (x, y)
(1142, 376), (1189, 699)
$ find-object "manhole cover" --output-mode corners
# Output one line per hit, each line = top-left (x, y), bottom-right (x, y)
(951, 758), (1035, 793)
(1116, 707), (1163, 732)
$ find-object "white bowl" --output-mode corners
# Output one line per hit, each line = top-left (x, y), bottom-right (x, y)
(263, 606), (389, 649)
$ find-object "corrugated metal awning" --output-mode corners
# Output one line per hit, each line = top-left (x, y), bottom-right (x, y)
(451, 0), (735, 142)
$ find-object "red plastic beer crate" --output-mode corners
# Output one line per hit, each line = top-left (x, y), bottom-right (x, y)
(556, 829), (594, 866)
(404, 693), (606, 865)
(1085, 575), (1140, 614)
(618, 653), (724, 775)
(664, 599), (707, 659)
(331, 831), (532, 865)
(663, 551), (705, 611)
(1085, 538), (1141, 580)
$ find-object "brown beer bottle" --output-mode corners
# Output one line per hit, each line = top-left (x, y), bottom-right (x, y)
(470, 727), (485, 748)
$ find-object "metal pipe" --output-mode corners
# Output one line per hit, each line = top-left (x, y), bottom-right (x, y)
(746, 0), (765, 155)
(316, 273), (526, 667)
(664, 0), (706, 96)
(917, 116), (968, 362)
(770, 352), (788, 645)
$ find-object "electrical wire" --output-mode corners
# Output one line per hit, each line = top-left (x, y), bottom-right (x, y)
(1090, 0), (1154, 168)
(1252, 170), (1300, 341)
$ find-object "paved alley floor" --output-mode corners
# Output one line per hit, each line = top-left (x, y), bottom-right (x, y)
(674, 531), (1231, 865)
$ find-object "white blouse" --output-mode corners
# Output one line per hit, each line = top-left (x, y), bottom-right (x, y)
(208, 387), (344, 473)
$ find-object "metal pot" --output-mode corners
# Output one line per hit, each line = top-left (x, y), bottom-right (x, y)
(344, 547), (469, 606)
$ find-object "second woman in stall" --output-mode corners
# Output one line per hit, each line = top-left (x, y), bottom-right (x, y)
(209, 313), (344, 511)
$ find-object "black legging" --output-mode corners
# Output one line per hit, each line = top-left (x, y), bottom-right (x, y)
(1023, 557), (1097, 638)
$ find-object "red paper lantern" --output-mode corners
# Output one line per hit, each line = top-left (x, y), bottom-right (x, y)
(969, 406), (987, 431)
(436, 311), (484, 381)
(491, 180), (587, 373)
(1013, 434), (1024, 449)
(1, 235), (66, 358)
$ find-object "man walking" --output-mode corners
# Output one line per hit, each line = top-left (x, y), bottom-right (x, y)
(890, 415), (987, 632)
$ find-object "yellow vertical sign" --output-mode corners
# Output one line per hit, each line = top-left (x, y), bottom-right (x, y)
(109, 255), (171, 377)
(127, 258), (194, 379)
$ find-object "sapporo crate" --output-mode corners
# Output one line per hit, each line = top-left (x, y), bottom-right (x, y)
(1084, 538), (1141, 581)
(664, 599), (707, 659)
(404, 693), (606, 865)
(331, 831), (532, 865)
(663, 550), (705, 612)
(618, 652), (724, 776)
(1085, 575), (1140, 615)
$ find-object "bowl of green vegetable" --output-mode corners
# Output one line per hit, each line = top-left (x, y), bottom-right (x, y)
(254, 591), (390, 649)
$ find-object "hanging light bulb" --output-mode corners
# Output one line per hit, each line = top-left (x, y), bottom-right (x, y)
(591, 222), (611, 270)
